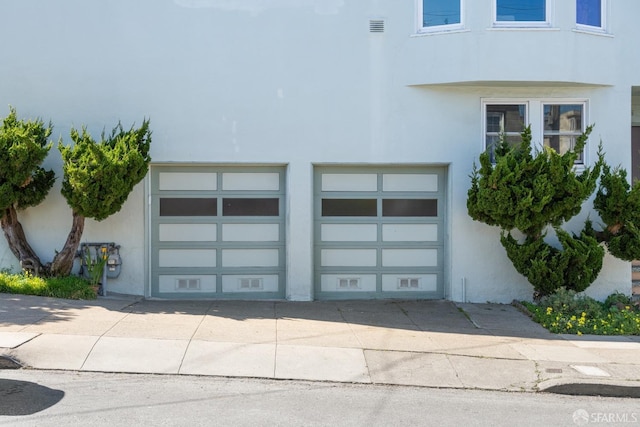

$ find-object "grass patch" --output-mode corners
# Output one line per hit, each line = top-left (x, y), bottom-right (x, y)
(0, 271), (97, 300)
(522, 288), (640, 335)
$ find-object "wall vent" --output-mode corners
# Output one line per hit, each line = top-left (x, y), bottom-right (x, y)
(338, 278), (361, 290)
(398, 278), (420, 289)
(176, 278), (200, 291)
(369, 19), (385, 33)
(239, 278), (263, 290)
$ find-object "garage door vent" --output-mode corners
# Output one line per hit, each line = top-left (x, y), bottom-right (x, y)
(398, 278), (420, 289)
(176, 278), (200, 290)
(239, 278), (263, 290)
(338, 278), (361, 290)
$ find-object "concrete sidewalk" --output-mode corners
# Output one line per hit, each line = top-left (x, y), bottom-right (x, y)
(0, 293), (639, 396)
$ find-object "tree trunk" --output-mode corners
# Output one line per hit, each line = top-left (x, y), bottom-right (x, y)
(50, 211), (85, 277)
(0, 206), (43, 275)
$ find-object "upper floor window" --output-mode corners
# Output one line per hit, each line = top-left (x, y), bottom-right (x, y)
(494, 0), (551, 27)
(419, 0), (463, 33)
(483, 100), (587, 165)
(577, 0), (606, 31)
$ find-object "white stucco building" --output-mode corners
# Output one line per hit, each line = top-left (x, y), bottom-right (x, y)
(0, 0), (638, 302)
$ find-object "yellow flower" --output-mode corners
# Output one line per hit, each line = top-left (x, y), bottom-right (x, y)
(546, 307), (553, 315)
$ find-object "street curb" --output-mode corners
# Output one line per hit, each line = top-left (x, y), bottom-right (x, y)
(538, 378), (640, 398)
(511, 300), (535, 319)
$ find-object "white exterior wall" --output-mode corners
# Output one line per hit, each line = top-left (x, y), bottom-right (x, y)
(0, 0), (638, 301)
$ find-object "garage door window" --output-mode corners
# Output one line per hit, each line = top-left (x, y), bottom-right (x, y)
(222, 198), (279, 216)
(159, 198), (217, 216)
(321, 199), (377, 217)
(382, 199), (437, 217)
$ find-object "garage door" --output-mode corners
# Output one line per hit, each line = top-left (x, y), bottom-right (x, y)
(150, 166), (286, 298)
(314, 166), (446, 299)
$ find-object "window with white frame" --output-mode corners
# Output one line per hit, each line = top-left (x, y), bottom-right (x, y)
(419, 0), (463, 32)
(494, 0), (551, 27)
(543, 103), (584, 163)
(485, 104), (527, 161)
(483, 100), (587, 164)
(577, 0), (606, 31)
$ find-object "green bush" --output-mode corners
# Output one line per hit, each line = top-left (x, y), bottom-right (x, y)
(0, 272), (96, 300)
(501, 228), (604, 296)
(603, 292), (634, 308)
(467, 125), (604, 297)
(523, 288), (640, 335)
(60, 119), (151, 221)
(593, 165), (640, 261)
(538, 287), (604, 318)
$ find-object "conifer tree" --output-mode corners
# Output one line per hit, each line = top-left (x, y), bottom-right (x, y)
(52, 120), (151, 275)
(0, 107), (56, 274)
(592, 164), (640, 261)
(467, 125), (604, 297)
(0, 107), (151, 276)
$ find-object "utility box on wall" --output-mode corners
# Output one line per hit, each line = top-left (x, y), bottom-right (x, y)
(78, 242), (122, 296)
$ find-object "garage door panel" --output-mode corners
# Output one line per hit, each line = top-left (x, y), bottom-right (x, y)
(382, 174), (438, 192)
(382, 224), (438, 242)
(320, 274), (377, 292)
(321, 224), (377, 242)
(222, 275), (279, 293)
(322, 174), (377, 192)
(321, 249), (377, 267)
(222, 173), (280, 191)
(382, 249), (438, 267)
(159, 275), (217, 293)
(158, 249), (216, 268)
(382, 274), (438, 292)
(222, 249), (279, 267)
(159, 224), (217, 242)
(159, 172), (217, 191)
(222, 224), (279, 242)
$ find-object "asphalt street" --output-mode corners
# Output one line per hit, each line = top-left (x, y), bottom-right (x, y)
(0, 370), (638, 427)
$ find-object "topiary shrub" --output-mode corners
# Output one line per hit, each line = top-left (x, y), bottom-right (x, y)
(51, 119), (152, 275)
(468, 125), (604, 297)
(501, 228), (604, 297)
(592, 164), (640, 261)
(0, 107), (56, 274)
